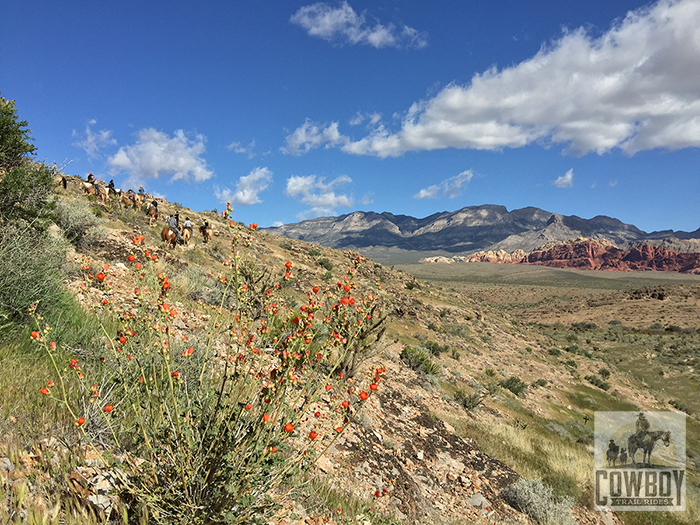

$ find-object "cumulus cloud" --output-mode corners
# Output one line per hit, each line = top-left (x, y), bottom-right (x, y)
(349, 112), (382, 127)
(287, 0), (700, 157)
(414, 170), (474, 199)
(226, 139), (256, 159)
(281, 120), (347, 155)
(553, 169), (574, 188)
(214, 167), (273, 207)
(284, 174), (353, 218)
(108, 129), (213, 187)
(290, 1), (428, 49)
(72, 119), (117, 159)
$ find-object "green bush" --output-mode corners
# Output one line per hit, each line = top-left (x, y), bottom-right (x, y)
(584, 375), (610, 391)
(400, 346), (439, 375)
(308, 248), (321, 257)
(0, 163), (56, 229)
(548, 348), (561, 357)
(0, 94), (37, 170)
(55, 198), (101, 246)
(598, 368), (611, 380)
(0, 222), (67, 327)
(500, 376), (527, 397)
(318, 257), (333, 271)
(454, 389), (484, 410)
(669, 399), (691, 414)
(531, 378), (548, 388)
(501, 478), (576, 525)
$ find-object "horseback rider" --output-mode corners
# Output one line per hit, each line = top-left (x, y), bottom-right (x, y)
(608, 438), (619, 455)
(138, 186), (145, 196)
(634, 412), (650, 442)
(87, 172), (95, 184)
(108, 180), (115, 192)
(167, 214), (182, 244)
(183, 216), (193, 238)
(151, 199), (158, 212)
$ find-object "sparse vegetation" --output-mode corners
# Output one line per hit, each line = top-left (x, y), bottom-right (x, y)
(501, 478), (576, 525)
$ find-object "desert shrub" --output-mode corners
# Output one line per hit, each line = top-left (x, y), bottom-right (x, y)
(405, 281), (415, 290)
(584, 375), (610, 391)
(54, 198), (100, 246)
(318, 257), (333, 271)
(400, 346), (439, 375)
(598, 368), (611, 380)
(563, 360), (577, 368)
(531, 378), (548, 388)
(500, 376), (527, 397)
(308, 248), (321, 257)
(571, 322), (597, 332)
(451, 348), (460, 361)
(0, 221), (67, 327)
(31, 234), (388, 524)
(545, 422), (573, 441)
(485, 368), (496, 377)
(454, 389), (484, 410)
(280, 241), (293, 250)
(669, 399), (691, 414)
(548, 348), (561, 357)
(501, 478), (576, 525)
(424, 340), (448, 356)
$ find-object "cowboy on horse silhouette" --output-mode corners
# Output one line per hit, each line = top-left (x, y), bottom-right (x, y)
(635, 412), (650, 440)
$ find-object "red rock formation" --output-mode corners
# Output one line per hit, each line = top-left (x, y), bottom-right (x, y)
(459, 239), (700, 273)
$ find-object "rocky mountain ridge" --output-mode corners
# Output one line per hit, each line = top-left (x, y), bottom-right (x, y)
(267, 205), (700, 263)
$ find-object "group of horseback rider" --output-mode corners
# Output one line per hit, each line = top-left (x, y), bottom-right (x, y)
(80, 174), (212, 246)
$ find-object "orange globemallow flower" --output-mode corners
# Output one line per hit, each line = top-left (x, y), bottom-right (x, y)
(370, 383), (378, 391)
(359, 391), (369, 401)
(309, 431), (318, 439)
(31, 331), (40, 339)
(313, 286), (320, 294)
(104, 405), (113, 413)
(128, 255), (135, 262)
(76, 417), (85, 426)
(263, 413), (270, 423)
(284, 423), (294, 433)
(285, 261), (292, 269)
(96, 273), (105, 282)
(40, 387), (49, 395)
(172, 371), (179, 378)
(119, 336), (127, 344)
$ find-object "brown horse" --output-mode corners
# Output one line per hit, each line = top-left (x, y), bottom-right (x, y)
(161, 227), (179, 249)
(80, 182), (96, 195)
(199, 225), (212, 243)
(146, 204), (160, 224)
(121, 194), (140, 210)
(181, 226), (191, 246)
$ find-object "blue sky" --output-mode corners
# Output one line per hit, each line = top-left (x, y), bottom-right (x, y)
(2, 0), (699, 233)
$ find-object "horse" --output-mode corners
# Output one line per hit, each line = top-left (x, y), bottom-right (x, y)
(181, 226), (191, 246)
(80, 182), (96, 195)
(146, 204), (160, 225)
(628, 430), (671, 467)
(199, 224), (212, 243)
(619, 448), (628, 466)
(121, 193), (140, 210)
(606, 445), (619, 467)
(161, 227), (178, 249)
(95, 186), (108, 205)
(134, 193), (146, 207)
(54, 175), (67, 190)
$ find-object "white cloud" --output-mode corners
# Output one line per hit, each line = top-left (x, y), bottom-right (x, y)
(360, 192), (374, 206)
(414, 170), (474, 199)
(108, 129), (213, 187)
(72, 119), (117, 159)
(226, 139), (256, 159)
(284, 174), (353, 218)
(288, 0), (700, 157)
(290, 1), (428, 49)
(214, 167), (272, 206)
(609, 180), (618, 187)
(553, 169), (574, 188)
(281, 120), (347, 155)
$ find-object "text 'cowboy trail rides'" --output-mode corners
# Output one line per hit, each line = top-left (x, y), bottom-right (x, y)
(594, 411), (686, 512)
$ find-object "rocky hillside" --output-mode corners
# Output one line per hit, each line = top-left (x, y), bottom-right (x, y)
(426, 238), (700, 273)
(266, 206), (700, 263)
(5, 177), (698, 525)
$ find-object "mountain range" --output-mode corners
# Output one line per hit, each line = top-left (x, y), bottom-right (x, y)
(268, 205), (700, 263)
